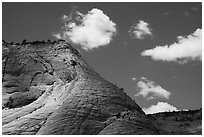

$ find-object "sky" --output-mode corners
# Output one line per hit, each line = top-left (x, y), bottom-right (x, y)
(2, 2), (202, 114)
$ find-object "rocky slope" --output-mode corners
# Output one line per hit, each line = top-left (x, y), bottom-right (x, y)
(2, 40), (159, 135)
(148, 109), (202, 135)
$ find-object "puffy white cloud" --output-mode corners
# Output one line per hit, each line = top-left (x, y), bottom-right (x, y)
(141, 28), (202, 64)
(135, 77), (171, 100)
(143, 102), (179, 114)
(53, 8), (117, 50)
(129, 20), (152, 40)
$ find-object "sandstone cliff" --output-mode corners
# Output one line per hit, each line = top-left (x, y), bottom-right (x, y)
(2, 40), (159, 135)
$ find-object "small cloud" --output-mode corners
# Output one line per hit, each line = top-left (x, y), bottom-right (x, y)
(143, 102), (179, 114)
(135, 77), (171, 100)
(182, 109), (189, 111)
(141, 28), (202, 64)
(192, 7), (198, 11)
(131, 77), (137, 81)
(129, 20), (152, 40)
(53, 33), (62, 39)
(124, 41), (128, 46)
(62, 14), (69, 20)
(184, 10), (191, 16)
(54, 8), (117, 50)
(163, 11), (173, 16)
(192, 3), (201, 11)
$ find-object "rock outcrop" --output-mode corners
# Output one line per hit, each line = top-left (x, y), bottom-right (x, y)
(2, 40), (159, 135)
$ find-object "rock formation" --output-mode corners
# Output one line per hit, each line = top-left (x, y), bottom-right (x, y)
(148, 109), (202, 135)
(2, 40), (160, 134)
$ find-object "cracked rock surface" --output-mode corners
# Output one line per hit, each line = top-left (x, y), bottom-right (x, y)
(2, 40), (159, 135)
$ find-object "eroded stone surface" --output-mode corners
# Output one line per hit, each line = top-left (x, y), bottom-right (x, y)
(2, 40), (159, 135)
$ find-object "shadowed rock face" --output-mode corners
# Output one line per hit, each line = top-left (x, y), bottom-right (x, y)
(2, 40), (159, 135)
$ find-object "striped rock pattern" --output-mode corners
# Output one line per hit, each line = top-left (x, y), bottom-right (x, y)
(2, 40), (159, 135)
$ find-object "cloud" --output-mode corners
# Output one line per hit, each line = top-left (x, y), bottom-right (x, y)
(184, 11), (191, 16)
(141, 28), (202, 64)
(52, 33), (62, 39)
(53, 8), (117, 50)
(163, 11), (173, 16)
(143, 102), (179, 114)
(192, 3), (201, 11)
(131, 77), (137, 81)
(129, 20), (152, 40)
(124, 41), (128, 46)
(135, 77), (171, 100)
(192, 7), (198, 11)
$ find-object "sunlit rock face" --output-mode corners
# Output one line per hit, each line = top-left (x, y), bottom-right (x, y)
(2, 40), (158, 135)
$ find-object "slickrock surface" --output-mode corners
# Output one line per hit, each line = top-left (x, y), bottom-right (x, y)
(2, 40), (159, 135)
